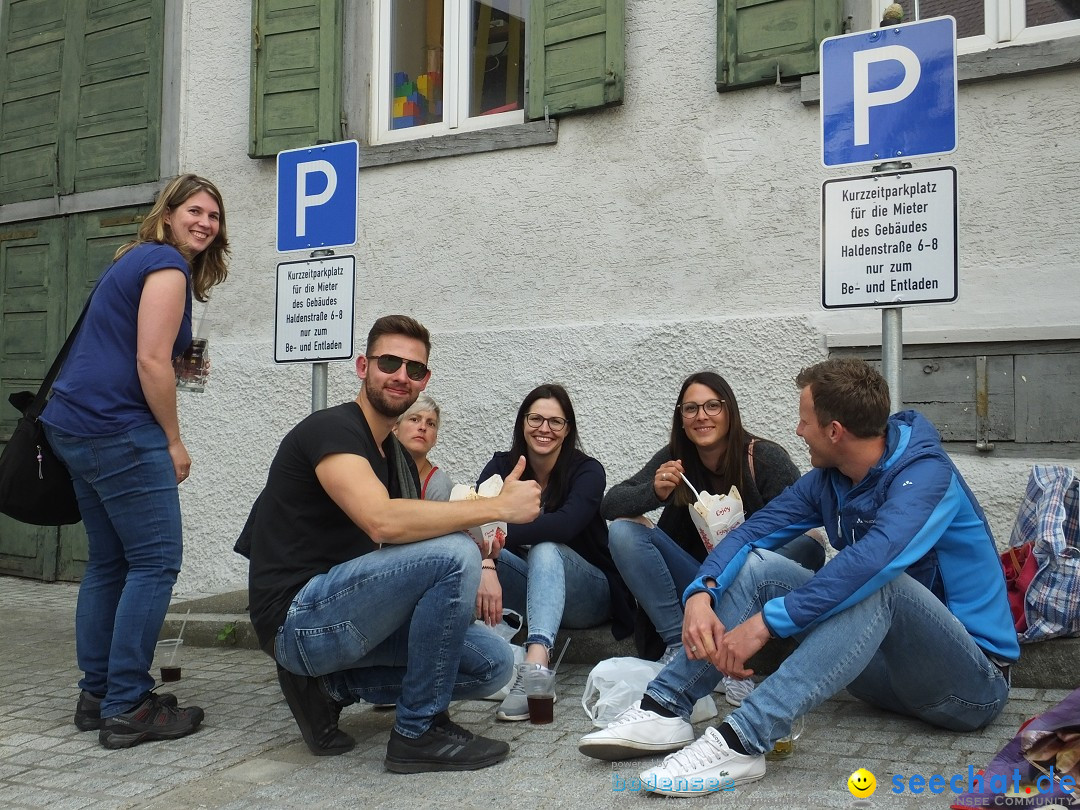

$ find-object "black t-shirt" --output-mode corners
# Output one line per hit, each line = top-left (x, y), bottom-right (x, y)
(247, 402), (413, 647)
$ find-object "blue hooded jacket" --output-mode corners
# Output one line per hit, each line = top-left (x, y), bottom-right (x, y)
(684, 410), (1019, 661)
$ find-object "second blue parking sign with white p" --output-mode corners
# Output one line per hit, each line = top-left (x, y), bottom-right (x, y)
(276, 140), (359, 252)
(821, 17), (957, 168)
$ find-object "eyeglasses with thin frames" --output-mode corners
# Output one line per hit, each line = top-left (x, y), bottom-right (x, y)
(678, 399), (725, 420)
(368, 354), (429, 381)
(525, 412), (568, 432)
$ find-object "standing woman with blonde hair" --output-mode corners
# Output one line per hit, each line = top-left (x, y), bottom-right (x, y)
(42, 174), (230, 749)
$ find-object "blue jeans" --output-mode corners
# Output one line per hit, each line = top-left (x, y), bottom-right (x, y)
(645, 550), (1010, 752)
(44, 423), (182, 717)
(608, 520), (825, 647)
(497, 542), (611, 651)
(274, 534), (513, 738)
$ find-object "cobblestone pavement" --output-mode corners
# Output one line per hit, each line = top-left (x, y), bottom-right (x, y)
(0, 576), (1071, 809)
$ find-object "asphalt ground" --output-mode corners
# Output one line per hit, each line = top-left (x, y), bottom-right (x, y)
(0, 576), (1073, 809)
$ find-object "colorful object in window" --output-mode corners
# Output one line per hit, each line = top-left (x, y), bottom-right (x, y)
(392, 71), (442, 129)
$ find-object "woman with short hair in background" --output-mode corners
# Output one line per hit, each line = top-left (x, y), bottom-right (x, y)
(394, 393), (453, 501)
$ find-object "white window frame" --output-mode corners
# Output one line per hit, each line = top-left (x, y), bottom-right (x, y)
(875, 1), (1080, 54)
(373, 0), (527, 144)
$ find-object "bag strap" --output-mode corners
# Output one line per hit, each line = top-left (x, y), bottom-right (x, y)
(747, 439), (757, 486)
(22, 272), (106, 420)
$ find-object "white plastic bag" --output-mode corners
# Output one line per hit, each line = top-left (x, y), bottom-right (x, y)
(581, 656), (717, 728)
(477, 610), (524, 700)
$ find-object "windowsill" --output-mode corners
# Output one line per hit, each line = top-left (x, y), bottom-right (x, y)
(357, 119), (559, 168)
(826, 325), (1080, 348)
(800, 34), (1080, 105)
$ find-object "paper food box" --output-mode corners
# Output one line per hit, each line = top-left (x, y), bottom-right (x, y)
(688, 485), (745, 552)
(449, 474), (507, 554)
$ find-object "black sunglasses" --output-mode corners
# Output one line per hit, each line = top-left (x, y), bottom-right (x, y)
(368, 354), (429, 381)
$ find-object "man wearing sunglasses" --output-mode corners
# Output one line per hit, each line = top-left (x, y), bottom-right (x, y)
(244, 315), (541, 772)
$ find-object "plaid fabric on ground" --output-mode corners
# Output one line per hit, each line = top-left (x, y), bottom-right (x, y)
(1008, 465), (1080, 643)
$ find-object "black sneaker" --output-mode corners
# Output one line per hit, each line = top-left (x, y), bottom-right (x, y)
(75, 689), (178, 731)
(276, 665), (355, 756)
(98, 694), (204, 749)
(384, 712), (510, 773)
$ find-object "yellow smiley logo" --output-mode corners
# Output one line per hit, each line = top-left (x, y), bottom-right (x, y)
(848, 768), (877, 797)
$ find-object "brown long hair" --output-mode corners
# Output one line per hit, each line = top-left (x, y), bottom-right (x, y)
(508, 383), (583, 512)
(115, 174), (230, 302)
(668, 371), (754, 507)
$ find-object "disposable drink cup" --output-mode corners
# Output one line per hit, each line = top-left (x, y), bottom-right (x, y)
(524, 666), (556, 725)
(175, 338), (209, 392)
(156, 638), (184, 682)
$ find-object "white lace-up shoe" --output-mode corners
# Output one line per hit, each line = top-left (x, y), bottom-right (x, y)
(639, 726), (766, 797)
(578, 702), (693, 761)
(721, 676), (755, 706)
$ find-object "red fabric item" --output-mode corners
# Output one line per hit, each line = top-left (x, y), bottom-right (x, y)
(1001, 542), (1038, 633)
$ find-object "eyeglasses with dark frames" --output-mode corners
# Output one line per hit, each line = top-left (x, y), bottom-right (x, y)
(678, 399), (725, 419)
(368, 354), (429, 381)
(525, 412), (569, 432)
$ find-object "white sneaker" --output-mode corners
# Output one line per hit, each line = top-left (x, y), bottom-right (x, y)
(640, 726), (766, 797)
(656, 644), (683, 668)
(578, 702), (693, 761)
(722, 676), (755, 707)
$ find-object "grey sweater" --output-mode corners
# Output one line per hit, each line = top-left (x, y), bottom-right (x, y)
(600, 439), (801, 563)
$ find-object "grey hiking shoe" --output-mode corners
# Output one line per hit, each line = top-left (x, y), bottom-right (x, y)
(495, 662), (557, 721)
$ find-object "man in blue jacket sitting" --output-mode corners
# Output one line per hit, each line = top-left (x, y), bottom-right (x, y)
(579, 358), (1017, 796)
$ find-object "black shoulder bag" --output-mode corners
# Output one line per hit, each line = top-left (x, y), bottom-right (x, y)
(0, 293), (97, 526)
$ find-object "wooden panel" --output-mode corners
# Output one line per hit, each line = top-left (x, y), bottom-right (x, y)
(900, 355), (1014, 442)
(0, 215), (67, 581)
(0, 0), (66, 203)
(527, 0), (624, 119)
(1015, 352), (1080, 443)
(718, 0), (840, 90)
(65, 0), (163, 192)
(0, 516), (59, 580)
(249, 0), (343, 157)
(0, 218), (67, 406)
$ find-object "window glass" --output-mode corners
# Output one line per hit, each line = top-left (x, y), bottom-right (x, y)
(469, 0), (527, 118)
(390, 0), (444, 130)
(1025, 0), (1080, 26)
(890, 1), (985, 38)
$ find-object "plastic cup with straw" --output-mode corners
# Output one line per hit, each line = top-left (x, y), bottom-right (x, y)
(157, 608), (190, 683)
(526, 637), (570, 724)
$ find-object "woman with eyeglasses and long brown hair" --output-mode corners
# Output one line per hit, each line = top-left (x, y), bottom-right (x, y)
(602, 371), (824, 706)
(477, 383), (634, 722)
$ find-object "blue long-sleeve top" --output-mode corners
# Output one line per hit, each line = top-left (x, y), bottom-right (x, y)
(683, 410), (1020, 662)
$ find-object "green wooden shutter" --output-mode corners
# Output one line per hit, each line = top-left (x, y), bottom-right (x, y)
(526, 0), (625, 120)
(249, 0), (343, 158)
(0, 0), (66, 204)
(64, 0), (164, 193)
(717, 0), (842, 91)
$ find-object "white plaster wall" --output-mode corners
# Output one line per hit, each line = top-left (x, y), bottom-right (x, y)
(170, 0), (1080, 594)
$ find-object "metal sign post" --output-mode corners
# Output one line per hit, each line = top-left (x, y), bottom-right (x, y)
(275, 140), (360, 412)
(819, 17), (958, 411)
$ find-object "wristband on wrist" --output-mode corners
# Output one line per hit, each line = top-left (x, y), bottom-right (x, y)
(481, 561), (496, 570)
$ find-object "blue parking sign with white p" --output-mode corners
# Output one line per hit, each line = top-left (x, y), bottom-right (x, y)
(821, 17), (957, 168)
(276, 140), (359, 252)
